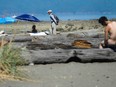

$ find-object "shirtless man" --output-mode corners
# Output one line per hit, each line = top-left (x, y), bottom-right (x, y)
(98, 16), (116, 49)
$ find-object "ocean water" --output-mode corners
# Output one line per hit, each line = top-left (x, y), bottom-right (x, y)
(1, 0), (116, 21)
(36, 13), (116, 21)
(1, 12), (116, 21)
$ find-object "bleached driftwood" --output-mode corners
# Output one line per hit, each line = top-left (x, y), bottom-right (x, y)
(21, 48), (116, 64)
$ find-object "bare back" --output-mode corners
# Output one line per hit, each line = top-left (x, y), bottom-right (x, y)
(107, 21), (116, 40)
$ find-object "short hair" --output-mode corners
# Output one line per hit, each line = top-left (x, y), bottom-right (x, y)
(98, 16), (108, 26)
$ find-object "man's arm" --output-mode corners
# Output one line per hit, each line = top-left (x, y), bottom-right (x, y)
(50, 15), (57, 24)
(104, 26), (110, 46)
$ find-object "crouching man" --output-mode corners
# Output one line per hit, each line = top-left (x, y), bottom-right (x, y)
(98, 16), (116, 50)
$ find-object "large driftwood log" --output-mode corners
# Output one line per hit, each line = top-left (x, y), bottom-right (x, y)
(2, 34), (115, 64)
(26, 36), (103, 49)
(21, 48), (116, 64)
(2, 33), (103, 42)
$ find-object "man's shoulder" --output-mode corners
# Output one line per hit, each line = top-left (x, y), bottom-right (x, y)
(112, 21), (116, 25)
(107, 21), (116, 27)
(50, 13), (54, 16)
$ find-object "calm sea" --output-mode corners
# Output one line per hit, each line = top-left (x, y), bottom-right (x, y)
(1, 12), (116, 21)
(37, 13), (116, 21)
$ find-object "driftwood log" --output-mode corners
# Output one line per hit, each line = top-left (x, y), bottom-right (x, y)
(2, 34), (103, 48)
(21, 48), (116, 64)
(1, 34), (116, 64)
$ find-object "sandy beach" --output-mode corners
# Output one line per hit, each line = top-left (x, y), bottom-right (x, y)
(1, 0), (116, 86)
(0, 20), (103, 34)
(0, 20), (116, 87)
(0, 62), (116, 87)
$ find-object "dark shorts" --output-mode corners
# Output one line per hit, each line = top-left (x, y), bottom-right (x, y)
(102, 44), (116, 52)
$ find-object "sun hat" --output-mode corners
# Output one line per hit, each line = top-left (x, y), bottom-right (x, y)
(47, 10), (52, 13)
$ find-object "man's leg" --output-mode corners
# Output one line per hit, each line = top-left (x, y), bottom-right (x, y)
(52, 22), (56, 35)
(50, 24), (53, 34)
(108, 39), (116, 45)
(108, 39), (116, 51)
(99, 41), (104, 49)
(99, 39), (116, 52)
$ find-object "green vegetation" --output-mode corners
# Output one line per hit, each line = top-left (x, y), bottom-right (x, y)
(57, 28), (64, 32)
(0, 41), (25, 77)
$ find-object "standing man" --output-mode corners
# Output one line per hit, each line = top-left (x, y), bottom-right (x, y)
(47, 10), (59, 35)
(98, 16), (116, 49)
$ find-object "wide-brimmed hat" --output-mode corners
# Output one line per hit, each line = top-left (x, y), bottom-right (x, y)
(47, 10), (52, 13)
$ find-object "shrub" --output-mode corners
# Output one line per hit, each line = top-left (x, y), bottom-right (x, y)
(0, 42), (25, 76)
(56, 28), (64, 32)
